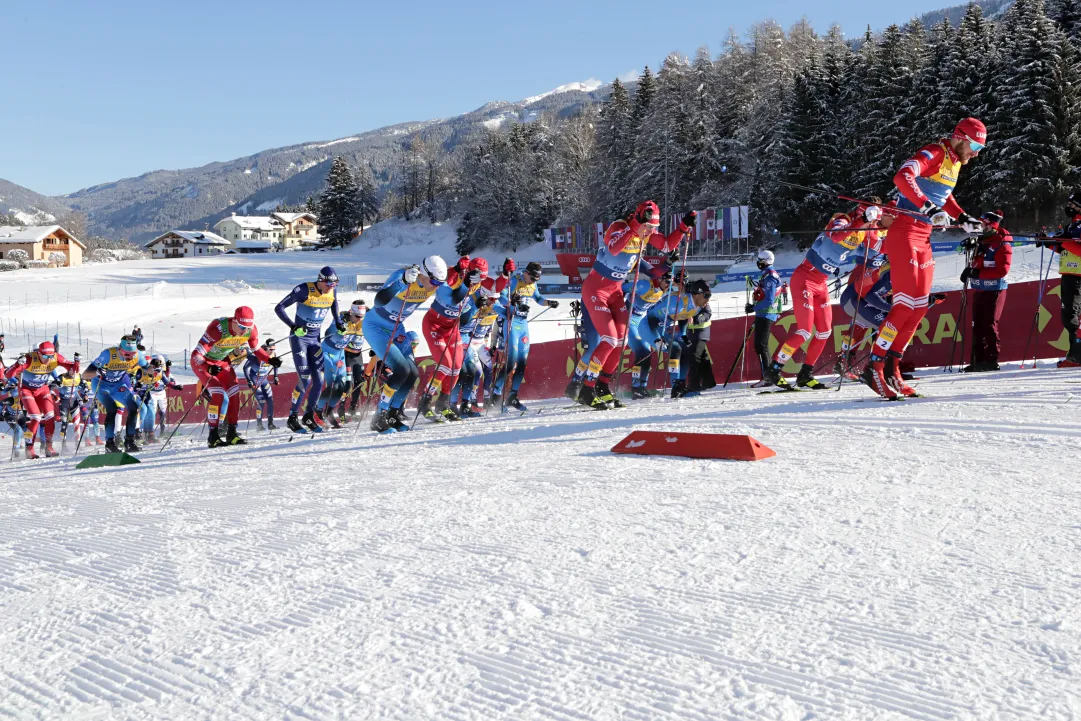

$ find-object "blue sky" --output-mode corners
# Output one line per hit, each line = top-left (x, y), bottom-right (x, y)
(5, 0), (950, 196)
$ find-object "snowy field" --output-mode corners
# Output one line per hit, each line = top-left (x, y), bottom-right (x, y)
(2, 221), (1079, 719)
(1, 366), (1080, 719)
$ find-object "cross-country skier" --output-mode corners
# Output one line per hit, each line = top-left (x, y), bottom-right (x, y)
(364, 256), (448, 433)
(418, 258), (487, 422)
(575, 202), (690, 407)
(81, 335), (146, 454)
(863, 118), (987, 398)
(275, 266), (340, 432)
(342, 300), (367, 419)
(190, 306), (281, 448)
(244, 339), (280, 431)
(5, 343), (78, 458)
(135, 355), (183, 442)
(679, 280), (715, 397)
(54, 370), (90, 451)
(649, 271), (696, 398)
(624, 265), (674, 400)
(492, 261), (557, 412)
(961, 210), (1012, 372)
(452, 287), (499, 417)
(745, 250), (783, 385)
(762, 201), (885, 390)
(314, 304), (367, 429)
(1035, 192), (1081, 367)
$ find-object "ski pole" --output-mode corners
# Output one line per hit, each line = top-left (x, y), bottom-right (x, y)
(1021, 247), (1055, 369)
(947, 246), (975, 372)
(486, 298), (516, 417)
(159, 389), (207, 453)
(837, 239), (874, 391)
(722, 321), (755, 388)
(612, 255), (646, 398)
(72, 402), (93, 456)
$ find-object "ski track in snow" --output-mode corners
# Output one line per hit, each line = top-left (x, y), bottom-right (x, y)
(1, 366), (1080, 719)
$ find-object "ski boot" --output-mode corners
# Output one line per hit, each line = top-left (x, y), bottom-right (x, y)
(595, 378), (623, 409)
(458, 399), (480, 419)
(95, 436), (104, 446)
(670, 380), (687, 398)
(434, 395), (461, 421)
(885, 351), (919, 397)
(207, 427), (225, 448)
(795, 364), (828, 390)
(564, 378), (583, 402)
(505, 393), (526, 412)
(302, 411), (324, 433)
(287, 413), (307, 434)
(387, 407), (410, 432)
(760, 362), (792, 390)
(134, 429), (143, 444)
(24, 444), (38, 460)
(44, 441), (59, 458)
(1057, 356), (1081, 368)
(124, 435), (141, 453)
(370, 408), (393, 434)
(630, 385), (651, 400)
(322, 409), (342, 430)
(105, 437), (121, 453)
(145, 431), (156, 444)
(337, 408), (348, 425)
(419, 394), (443, 423)
(225, 423), (246, 445)
(266, 419), (278, 431)
(256, 419), (266, 432)
(861, 356), (900, 400)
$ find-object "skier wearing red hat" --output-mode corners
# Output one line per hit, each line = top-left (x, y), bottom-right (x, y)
(5, 341), (79, 459)
(191, 306), (281, 447)
(418, 257), (488, 422)
(575, 201), (690, 408)
(481, 257), (515, 296)
(863, 117), (988, 399)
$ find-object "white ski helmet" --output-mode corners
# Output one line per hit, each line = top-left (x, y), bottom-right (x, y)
(756, 249), (775, 268)
(422, 255), (448, 283)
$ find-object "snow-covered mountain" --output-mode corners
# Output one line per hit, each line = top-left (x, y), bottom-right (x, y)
(38, 81), (608, 244)
(0, 178), (66, 225)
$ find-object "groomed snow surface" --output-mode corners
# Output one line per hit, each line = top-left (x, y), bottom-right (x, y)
(2, 366), (1080, 720)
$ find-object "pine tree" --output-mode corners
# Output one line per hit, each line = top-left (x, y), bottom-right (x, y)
(589, 78), (632, 219)
(354, 163), (381, 228)
(989, 0), (1072, 223)
(316, 157), (363, 248)
(632, 54), (691, 215)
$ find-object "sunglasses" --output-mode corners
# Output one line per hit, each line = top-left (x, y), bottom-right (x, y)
(966, 136), (985, 152)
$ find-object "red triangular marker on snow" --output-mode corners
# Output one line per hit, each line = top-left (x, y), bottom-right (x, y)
(611, 431), (775, 461)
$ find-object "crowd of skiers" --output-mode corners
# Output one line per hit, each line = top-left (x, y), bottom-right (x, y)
(6, 116), (1081, 457)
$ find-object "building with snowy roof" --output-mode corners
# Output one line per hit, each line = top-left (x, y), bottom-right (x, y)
(270, 212), (319, 249)
(213, 214), (285, 248)
(0, 225), (85, 266)
(145, 230), (230, 259)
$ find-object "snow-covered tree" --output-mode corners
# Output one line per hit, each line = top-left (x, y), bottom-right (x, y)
(316, 156), (363, 248)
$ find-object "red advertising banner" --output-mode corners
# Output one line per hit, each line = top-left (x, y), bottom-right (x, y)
(162, 278), (1068, 423)
(554, 254), (667, 283)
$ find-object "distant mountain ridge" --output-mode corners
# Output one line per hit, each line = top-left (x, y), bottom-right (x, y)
(2, 0), (1016, 243)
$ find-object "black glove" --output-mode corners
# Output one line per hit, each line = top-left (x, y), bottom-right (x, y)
(546, 299), (559, 309)
(517, 303), (530, 314)
(175, 384), (185, 391)
(206, 364), (221, 376)
(960, 237), (978, 250)
(569, 299), (581, 317)
(268, 356), (283, 368)
(667, 250), (680, 265)
(960, 267), (973, 283)
(744, 303), (755, 314)
(335, 322), (347, 334)
(73, 352), (81, 361)
(682, 211), (697, 228)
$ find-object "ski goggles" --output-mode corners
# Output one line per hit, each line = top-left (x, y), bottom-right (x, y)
(350, 302), (367, 316)
(964, 135), (985, 153)
(233, 316), (255, 329)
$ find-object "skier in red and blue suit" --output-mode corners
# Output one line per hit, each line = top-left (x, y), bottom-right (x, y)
(863, 117), (988, 398)
(5, 341), (78, 459)
(575, 201), (690, 410)
(762, 202), (884, 390)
